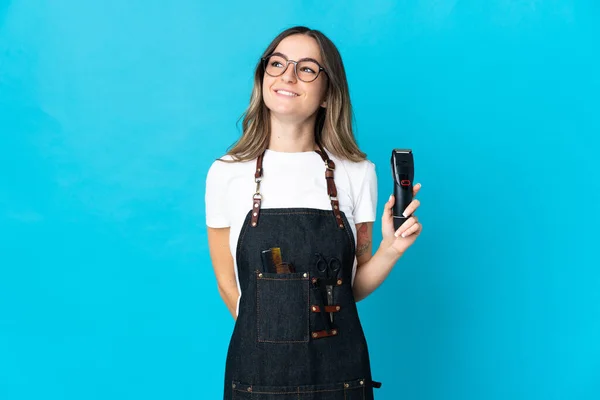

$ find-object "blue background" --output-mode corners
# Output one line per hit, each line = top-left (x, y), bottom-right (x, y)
(1, 1), (599, 399)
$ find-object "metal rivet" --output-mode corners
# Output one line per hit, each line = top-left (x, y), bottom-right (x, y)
(253, 212), (257, 216)
(337, 279), (342, 285)
(252, 222), (257, 226)
(312, 333), (318, 338)
(232, 383), (236, 388)
(303, 273), (308, 278)
(334, 205), (338, 209)
(247, 387), (252, 392)
(336, 306), (340, 311)
(360, 380), (364, 385)
(336, 214), (341, 218)
(344, 383), (349, 388)
(312, 306), (317, 311)
(339, 224), (343, 228)
(254, 203), (258, 208)
(332, 329), (337, 335)
(258, 273), (263, 278)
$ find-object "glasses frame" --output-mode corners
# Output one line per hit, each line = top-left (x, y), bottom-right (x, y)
(261, 54), (326, 82)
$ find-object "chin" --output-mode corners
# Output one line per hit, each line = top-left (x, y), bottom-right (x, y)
(268, 103), (319, 121)
(265, 103), (301, 119)
(269, 109), (305, 122)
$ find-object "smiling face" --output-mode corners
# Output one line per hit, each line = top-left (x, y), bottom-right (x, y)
(262, 34), (328, 123)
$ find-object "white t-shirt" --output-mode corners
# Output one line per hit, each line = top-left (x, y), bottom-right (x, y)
(205, 148), (378, 316)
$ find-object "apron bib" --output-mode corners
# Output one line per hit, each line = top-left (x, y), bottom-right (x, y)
(222, 145), (382, 399)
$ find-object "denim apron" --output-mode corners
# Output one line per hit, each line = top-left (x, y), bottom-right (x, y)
(223, 145), (382, 399)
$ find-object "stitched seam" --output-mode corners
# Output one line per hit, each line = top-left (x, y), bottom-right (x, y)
(256, 271), (260, 343)
(234, 379), (365, 395)
(258, 277), (307, 281)
(248, 388), (344, 394)
(306, 277), (309, 342)
(260, 212), (331, 216)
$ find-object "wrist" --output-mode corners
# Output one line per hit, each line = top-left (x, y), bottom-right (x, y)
(378, 238), (404, 261)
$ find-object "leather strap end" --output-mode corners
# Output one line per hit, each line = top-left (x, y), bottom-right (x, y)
(310, 305), (341, 313)
(250, 197), (261, 227)
(311, 329), (338, 339)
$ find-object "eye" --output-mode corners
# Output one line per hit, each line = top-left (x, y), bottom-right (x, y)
(298, 61), (320, 75)
(267, 55), (287, 69)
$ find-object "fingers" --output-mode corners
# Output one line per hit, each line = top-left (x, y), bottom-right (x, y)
(387, 183), (422, 239)
(387, 183), (422, 219)
(384, 194), (394, 218)
(395, 216), (419, 238)
(402, 199), (421, 218)
(399, 221), (421, 238)
(413, 182), (422, 196)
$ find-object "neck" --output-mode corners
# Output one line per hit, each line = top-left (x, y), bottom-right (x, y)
(268, 114), (318, 153)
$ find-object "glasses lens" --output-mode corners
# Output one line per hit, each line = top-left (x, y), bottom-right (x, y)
(264, 55), (287, 77)
(297, 60), (320, 82)
(264, 55), (322, 82)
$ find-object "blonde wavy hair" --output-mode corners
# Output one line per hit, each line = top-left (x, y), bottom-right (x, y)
(223, 26), (366, 163)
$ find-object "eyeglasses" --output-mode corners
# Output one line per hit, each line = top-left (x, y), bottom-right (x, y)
(262, 53), (326, 82)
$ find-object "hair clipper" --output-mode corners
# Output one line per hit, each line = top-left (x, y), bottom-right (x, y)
(391, 149), (414, 231)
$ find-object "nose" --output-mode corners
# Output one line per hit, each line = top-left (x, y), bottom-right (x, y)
(280, 62), (297, 83)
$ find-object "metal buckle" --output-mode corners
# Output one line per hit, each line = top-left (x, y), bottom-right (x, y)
(255, 178), (262, 194)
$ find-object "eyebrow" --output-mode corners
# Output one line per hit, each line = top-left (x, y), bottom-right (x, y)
(270, 52), (322, 65)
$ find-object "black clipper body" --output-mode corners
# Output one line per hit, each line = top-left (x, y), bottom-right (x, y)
(391, 149), (414, 231)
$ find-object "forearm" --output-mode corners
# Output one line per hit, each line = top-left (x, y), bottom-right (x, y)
(352, 240), (403, 302)
(218, 283), (240, 321)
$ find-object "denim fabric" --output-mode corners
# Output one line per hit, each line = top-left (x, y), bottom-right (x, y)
(222, 208), (380, 399)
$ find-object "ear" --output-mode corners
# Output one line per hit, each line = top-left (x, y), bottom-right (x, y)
(320, 98), (327, 108)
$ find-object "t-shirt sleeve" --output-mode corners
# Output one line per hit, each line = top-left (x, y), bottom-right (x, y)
(205, 160), (230, 228)
(353, 161), (378, 224)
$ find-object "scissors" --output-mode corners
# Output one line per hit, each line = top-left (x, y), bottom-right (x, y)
(315, 253), (341, 323)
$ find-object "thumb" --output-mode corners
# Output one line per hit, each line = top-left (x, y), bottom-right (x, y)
(383, 194), (394, 219)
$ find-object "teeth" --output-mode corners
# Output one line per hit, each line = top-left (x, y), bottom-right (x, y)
(276, 90), (298, 97)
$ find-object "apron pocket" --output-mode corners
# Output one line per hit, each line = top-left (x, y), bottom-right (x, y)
(232, 378), (367, 400)
(256, 271), (310, 343)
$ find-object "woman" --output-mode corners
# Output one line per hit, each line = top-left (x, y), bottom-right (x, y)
(206, 26), (422, 400)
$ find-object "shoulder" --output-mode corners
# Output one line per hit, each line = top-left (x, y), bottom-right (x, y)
(333, 155), (377, 184)
(206, 154), (254, 181)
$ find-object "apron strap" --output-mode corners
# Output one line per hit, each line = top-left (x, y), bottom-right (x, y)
(250, 144), (344, 229)
(250, 151), (264, 227)
(314, 143), (344, 229)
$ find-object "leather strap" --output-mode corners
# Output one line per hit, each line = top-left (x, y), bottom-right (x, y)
(311, 276), (343, 287)
(314, 143), (344, 229)
(250, 152), (264, 227)
(251, 144), (344, 229)
(310, 305), (341, 313)
(311, 329), (338, 339)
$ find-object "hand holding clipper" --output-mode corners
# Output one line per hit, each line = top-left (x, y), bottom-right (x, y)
(391, 149), (414, 231)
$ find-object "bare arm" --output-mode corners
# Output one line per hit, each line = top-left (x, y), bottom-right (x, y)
(207, 227), (239, 320)
(352, 235), (403, 302)
(352, 185), (423, 302)
(355, 222), (374, 266)
(353, 221), (399, 303)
